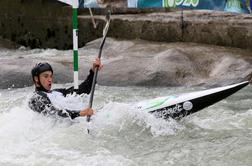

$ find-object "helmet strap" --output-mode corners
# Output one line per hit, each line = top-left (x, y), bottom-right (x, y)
(35, 75), (50, 92)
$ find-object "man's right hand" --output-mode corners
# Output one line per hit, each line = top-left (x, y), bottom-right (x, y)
(80, 108), (94, 116)
(92, 57), (103, 72)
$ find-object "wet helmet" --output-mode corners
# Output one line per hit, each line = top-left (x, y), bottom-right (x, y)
(31, 63), (53, 81)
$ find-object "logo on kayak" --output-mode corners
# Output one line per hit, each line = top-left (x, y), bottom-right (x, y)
(183, 101), (193, 111)
(152, 101), (193, 119)
(154, 104), (183, 118)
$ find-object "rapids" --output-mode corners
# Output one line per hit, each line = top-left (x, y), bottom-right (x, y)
(0, 84), (251, 166)
(0, 43), (251, 165)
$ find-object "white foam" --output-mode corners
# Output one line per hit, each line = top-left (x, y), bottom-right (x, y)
(47, 91), (89, 111)
(1, 84), (251, 166)
(89, 102), (184, 137)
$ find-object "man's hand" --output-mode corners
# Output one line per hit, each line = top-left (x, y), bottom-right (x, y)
(80, 108), (94, 116)
(92, 57), (103, 72)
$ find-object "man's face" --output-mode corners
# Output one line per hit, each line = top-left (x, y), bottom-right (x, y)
(35, 71), (53, 91)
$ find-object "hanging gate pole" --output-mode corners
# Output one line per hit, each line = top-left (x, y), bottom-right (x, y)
(72, 1), (79, 90)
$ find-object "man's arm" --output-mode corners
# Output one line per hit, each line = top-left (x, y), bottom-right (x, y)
(77, 69), (94, 94)
(55, 58), (102, 96)
(29, 92), (80, 119)
(57, 69), (94, 96)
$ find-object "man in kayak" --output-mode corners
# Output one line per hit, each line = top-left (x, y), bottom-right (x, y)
(28, 58), (102, 119)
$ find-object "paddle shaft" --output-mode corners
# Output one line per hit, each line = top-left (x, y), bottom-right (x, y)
(88, 36), (107, 108)
(87, 12), (110, 122)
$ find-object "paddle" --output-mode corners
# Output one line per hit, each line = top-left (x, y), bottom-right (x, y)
(87, 10), (111, 132)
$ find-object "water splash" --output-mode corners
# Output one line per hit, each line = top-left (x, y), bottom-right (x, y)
(89, 102), (184, 137)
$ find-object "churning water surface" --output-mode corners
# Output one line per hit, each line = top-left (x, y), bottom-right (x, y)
(0, 83), (252, 166)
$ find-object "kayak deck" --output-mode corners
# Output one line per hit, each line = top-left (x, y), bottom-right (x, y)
(135, 81), (250, 120)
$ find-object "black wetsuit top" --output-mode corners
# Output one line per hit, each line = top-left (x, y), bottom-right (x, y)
(28, 70), (94, 119)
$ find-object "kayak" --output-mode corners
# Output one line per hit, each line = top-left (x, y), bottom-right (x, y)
(135, 81), (250, 119)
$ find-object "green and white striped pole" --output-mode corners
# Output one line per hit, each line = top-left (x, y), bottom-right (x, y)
(72, 0), (79, 90)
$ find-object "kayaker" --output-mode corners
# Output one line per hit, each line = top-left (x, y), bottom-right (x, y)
(28, 58), (102, 119)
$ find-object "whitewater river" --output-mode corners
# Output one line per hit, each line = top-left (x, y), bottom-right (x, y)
(0, 47), (252, 166)
(0, 82), (251, 166)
